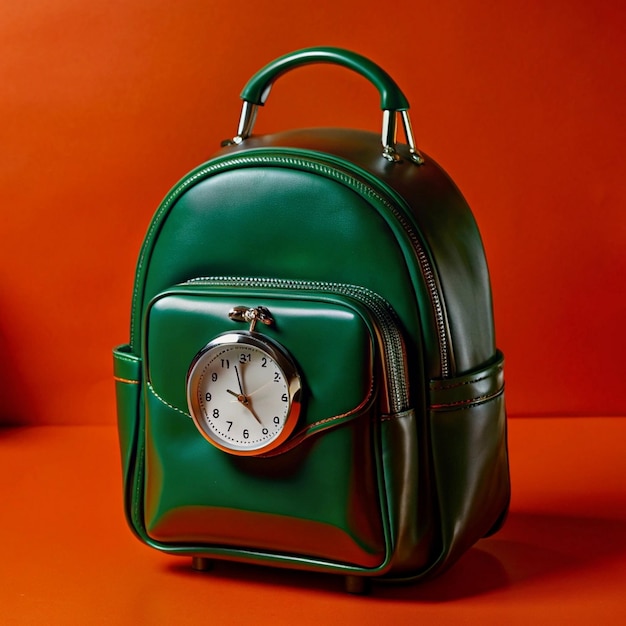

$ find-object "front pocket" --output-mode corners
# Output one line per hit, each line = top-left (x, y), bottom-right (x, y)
(140, 279), (410, 570)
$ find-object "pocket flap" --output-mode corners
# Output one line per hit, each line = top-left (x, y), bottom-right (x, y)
(144, 288), (377, 433)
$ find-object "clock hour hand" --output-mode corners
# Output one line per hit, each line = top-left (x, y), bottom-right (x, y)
(226, 388), (247, 403)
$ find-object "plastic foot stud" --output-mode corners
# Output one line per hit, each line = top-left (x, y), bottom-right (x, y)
(344, 575), (370, 595)
(191, 556), (214, 572)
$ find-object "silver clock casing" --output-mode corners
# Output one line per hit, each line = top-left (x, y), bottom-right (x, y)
(186, 331), (302, 456)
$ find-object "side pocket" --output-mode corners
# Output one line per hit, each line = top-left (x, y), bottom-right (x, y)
(428, 350), (510, 573)
(113, 344), (142, 502)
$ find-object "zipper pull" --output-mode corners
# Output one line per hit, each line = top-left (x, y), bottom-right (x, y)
(228, 306), (274, 332)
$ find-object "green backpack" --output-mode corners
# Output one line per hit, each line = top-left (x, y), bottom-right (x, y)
(113, 47), (510, 594)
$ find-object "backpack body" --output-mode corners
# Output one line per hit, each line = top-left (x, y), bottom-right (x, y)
(113, 48), (510, 591)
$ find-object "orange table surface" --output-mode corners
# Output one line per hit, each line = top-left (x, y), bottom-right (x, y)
(2, 417), (625, 625)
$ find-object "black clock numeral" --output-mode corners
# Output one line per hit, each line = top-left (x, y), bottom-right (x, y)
(205, 392), (212, 402)
(281, 394), (288, 402)
(213, 408), (220, 418)
(262, 427), (269, 435)
(239, 353), (251, 364)
(273, 416), (280, 425)
(226, 421), (233, 432)
(221, 359), (230, 369)
(261, 357), (267, 368)
(274, 372), (280, 382)
(211, 373), (218, 382)
(243, 429), (250, 439)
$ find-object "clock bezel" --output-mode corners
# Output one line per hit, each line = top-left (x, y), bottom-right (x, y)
(186, 331), (302, 456)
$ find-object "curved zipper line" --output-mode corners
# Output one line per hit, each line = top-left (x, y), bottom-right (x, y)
(131, 153), (451, 378)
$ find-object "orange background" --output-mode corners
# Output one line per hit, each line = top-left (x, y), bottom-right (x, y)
(2, 0), (625, 425)
(2, 4), (626, 623)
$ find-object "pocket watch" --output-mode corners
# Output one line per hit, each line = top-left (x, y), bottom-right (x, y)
(186, 306), (301, 456)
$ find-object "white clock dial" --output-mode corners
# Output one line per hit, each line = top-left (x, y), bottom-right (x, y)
(187, 332), (301, 455)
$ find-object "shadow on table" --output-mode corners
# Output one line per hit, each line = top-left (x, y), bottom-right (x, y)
(167, 510), (626, 600)
(0, 317), (36, 426)
(378, 510), (626, 601)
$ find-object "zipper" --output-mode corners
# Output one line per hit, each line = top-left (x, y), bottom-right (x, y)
(133, 152), (451, 377)
(183, 276), (410, 415)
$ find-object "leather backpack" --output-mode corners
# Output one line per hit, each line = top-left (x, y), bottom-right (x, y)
(113, 47), (510, 594)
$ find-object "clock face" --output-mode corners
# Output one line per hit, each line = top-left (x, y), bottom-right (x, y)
(186, 332), (301, 455)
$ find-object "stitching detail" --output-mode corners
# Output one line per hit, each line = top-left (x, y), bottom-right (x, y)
(114, 376), (140, 385)
(380, 411), (413, 422)
(429, 387), (504, 411)
(146, 382), (191, 418)
(114, 352), (141, 365)
(430, 365), (503, 391)
(258, 386), (375, 458)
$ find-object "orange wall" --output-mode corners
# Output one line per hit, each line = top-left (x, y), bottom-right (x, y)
(1, 0), (625, 424)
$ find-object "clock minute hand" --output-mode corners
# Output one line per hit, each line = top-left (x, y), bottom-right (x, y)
(235, 365), (246, 395)
(245, 402), (263, 425)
